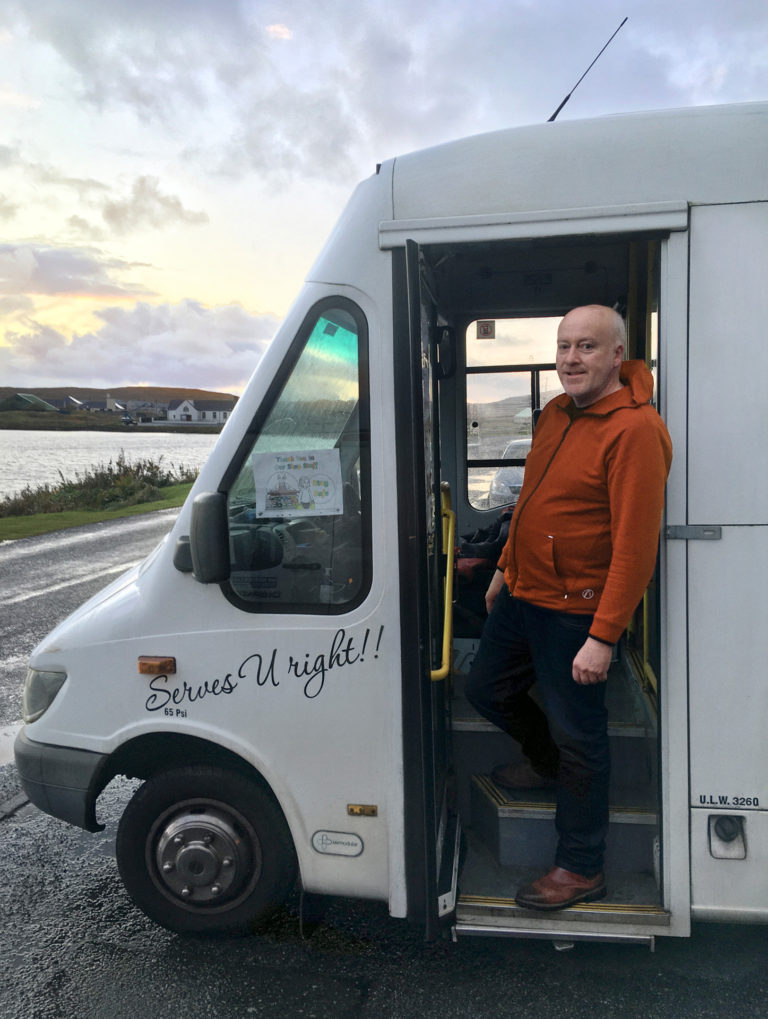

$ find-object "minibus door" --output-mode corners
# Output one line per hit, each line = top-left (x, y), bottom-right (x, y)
(397, 240), (459, 936)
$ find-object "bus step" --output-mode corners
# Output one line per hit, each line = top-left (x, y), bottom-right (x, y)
(470, 773), (658, 872)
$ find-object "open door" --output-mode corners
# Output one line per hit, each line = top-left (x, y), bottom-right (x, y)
(391, 224), (687, 945)
(396, 240), (459, 937)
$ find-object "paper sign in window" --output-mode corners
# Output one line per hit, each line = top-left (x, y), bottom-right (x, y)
(252, 448), (344, 518)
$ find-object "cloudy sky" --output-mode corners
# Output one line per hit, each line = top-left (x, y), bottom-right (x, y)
(1, 0), (767, 393)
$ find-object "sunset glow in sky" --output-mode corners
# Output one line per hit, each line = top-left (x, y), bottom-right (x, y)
(2, 1), (767, 393)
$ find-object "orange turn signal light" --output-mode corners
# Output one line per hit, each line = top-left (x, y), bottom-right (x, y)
(138, 656), (176, 675)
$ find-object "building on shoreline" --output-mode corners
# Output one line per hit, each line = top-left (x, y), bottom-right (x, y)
(167, 398), (237, 424)
(0, 393), (60, 413)
(1, 390), (238, 425)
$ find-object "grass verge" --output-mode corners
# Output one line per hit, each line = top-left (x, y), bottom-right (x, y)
(0, 483), (193, 541)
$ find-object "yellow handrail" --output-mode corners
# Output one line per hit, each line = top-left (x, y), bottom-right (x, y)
(430, 505), (456, 682)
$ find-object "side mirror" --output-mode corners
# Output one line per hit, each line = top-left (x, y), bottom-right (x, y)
(190, 492), (230, 584)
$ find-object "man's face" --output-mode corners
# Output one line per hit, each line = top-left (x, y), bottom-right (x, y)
(556, 307), (623, 408)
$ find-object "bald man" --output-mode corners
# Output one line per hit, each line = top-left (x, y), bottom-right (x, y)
(466, 305), (672, 910)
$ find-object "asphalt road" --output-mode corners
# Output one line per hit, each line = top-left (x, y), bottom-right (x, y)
(2, 778), (767, 1019)
(1, 516), (767, 1017)
(0, 511), (180, 748)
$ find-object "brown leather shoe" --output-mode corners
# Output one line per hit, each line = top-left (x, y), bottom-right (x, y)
(491, 761), (556, 791)
(515, 867), (606, 911)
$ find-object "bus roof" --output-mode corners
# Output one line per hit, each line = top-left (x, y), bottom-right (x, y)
(387, 102), (768, 222)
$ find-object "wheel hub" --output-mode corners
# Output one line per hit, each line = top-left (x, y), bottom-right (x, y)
(154, 807), (254, 905)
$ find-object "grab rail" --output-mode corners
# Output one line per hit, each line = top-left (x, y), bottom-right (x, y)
(430, 505), (456, 682)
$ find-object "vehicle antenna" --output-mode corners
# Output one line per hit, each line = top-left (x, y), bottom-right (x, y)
(547, 16), (628, 122)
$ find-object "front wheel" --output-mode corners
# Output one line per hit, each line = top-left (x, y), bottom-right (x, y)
(116, 765), (297, 934)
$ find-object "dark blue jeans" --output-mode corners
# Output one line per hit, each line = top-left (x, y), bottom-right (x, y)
(465, 587), (609, 877)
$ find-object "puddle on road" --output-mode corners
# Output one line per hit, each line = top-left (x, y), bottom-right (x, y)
(0, 722), (22, 766)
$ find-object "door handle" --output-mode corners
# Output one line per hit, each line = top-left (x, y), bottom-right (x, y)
(431, 506), (456, 682)
(665, 525), (722, 540)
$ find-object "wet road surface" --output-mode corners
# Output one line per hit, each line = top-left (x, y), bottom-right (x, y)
(0, 511), (179, 740)
(1, 517), (767, 1016)
(2, 772), (767, 1018)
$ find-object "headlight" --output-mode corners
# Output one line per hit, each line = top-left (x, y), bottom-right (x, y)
(23, 668), (67, 724)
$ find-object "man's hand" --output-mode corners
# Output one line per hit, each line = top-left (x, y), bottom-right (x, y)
(485, 569), (507, 615)
(572, 637), (613, 685)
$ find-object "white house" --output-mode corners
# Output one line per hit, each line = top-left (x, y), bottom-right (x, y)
(167, 398), (236, 423)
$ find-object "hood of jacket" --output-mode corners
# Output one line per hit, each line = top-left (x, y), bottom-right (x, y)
(617, 358), (655, 404)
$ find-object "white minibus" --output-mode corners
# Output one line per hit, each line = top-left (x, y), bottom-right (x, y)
(16, 101), (768, 947)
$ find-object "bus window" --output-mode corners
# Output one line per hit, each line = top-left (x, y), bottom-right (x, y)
(466, 317), (563, 510)
(225, 301), (371, 612)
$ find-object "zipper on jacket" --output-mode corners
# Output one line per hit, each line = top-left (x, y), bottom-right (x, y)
(508, 416), (573, 576)
(505, 381), (650, 590)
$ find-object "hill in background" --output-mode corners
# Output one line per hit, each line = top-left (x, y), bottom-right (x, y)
(0, 385), (238, 404)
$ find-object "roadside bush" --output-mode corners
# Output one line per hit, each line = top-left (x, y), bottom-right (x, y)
(0, 452), (198, 517)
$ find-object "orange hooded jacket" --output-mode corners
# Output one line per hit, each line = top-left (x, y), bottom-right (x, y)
(497, 359), (673, 645)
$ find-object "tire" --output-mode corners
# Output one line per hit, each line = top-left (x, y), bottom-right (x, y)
(116, 765), (297, 934)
